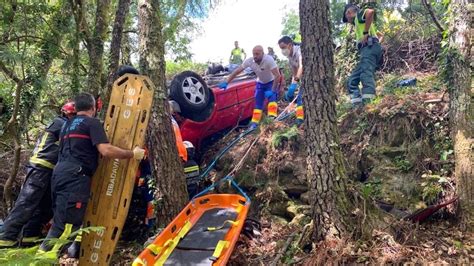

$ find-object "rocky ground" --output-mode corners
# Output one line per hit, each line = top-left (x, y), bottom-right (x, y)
(1, 72), (472, 265)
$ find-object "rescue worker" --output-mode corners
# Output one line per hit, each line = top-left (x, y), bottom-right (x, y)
(169, 100), (200, 197)
(278, 36), (304, 126)
(229, 41), (246, 65)
(267, 47), (278, 61)
(38, 93), (145, 254)
(218, 45), (281, 129)
(343, 3), (383, 107)
(0, 102), (76, 248)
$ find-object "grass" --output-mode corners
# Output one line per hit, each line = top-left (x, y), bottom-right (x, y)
(272, 126), (299, 148)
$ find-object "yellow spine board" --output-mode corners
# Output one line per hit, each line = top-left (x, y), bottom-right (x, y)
(79, 74), (154, 265)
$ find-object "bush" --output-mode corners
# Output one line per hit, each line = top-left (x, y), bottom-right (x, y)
(165, 60), (207, 80)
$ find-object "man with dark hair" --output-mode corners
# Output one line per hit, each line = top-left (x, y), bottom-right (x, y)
(0, 102), (76, 248)
(38, 92), (145, 254)
(343, 3), (383, 107)
(278, 36), (304, 126)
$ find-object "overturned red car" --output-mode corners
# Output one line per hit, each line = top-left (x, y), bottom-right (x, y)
(169, 69), (284, 151)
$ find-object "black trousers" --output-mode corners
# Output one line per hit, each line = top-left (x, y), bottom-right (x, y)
(40, 161), (90, 251)
(1, 166), (53, 241)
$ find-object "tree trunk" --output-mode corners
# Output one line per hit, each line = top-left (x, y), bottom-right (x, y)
(448, 0), (473, 230)
(87, 0), (111, 96)
(300, 0), (352, 242)
(103, 0), (131, 105)
(3, 80), (24, 210)
(138, 0), (189, 227)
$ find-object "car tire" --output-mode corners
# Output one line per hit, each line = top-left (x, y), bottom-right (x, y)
(170, 71), (211, 114)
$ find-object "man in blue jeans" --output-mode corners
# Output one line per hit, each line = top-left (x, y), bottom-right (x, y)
(219, 45), (281, 129)
(343, 3), (383, 107)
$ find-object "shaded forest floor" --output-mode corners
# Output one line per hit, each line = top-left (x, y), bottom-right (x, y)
(1, 71), (473, 264)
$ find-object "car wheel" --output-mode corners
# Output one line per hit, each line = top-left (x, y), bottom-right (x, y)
(170, 71), (211, 114)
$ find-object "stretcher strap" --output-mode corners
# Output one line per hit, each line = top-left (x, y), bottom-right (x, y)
(206, 220), (239, 231)
(146, 220), (192, 264)
(210, 240), (229, 261)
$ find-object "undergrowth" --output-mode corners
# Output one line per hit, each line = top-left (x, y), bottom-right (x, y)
(0, 226), (104, 265)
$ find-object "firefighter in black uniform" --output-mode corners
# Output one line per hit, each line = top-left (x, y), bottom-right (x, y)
(38, 93), (145, 255)
(0, 102), (76, 248)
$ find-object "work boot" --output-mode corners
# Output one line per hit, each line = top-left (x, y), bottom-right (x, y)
(0, 238), (18, 249)
(66, 240), (81, 259)
(295, 119), (304, 128)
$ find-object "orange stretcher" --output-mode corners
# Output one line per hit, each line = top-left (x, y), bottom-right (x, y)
(133, 176), (250, 266)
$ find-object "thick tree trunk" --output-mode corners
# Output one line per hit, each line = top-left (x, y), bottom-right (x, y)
(103, 0), (131, 104)
(138, 0), (188, 227)
(87, 0), (111, 96)
(448, 0), (473, 230)
(300, 0), (352, 242)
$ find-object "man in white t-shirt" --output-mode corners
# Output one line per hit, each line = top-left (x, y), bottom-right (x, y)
(218, 46), (281, 129)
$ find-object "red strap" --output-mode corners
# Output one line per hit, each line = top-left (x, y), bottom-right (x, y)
(63, 134), (91, 140)
(75, 202), (82, 209)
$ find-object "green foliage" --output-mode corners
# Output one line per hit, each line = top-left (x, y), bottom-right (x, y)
(281, 9), (300, 39)
(0, 226), (104, 265)
(161, 0), (210, 61)
(420, 172), (449, 203)
(272, 126), (298, 148)
(351, 113), (369, 135)
(393, 155), (413, 172)
(361, 179), (382, 199)
(165, 60), (207, 79)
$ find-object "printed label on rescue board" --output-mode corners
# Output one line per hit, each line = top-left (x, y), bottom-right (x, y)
(90, 229), (105, 263)
(91, 86), (136, 262)
(105, 86), (136, 198)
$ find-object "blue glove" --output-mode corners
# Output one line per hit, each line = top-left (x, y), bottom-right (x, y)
(285, 83), (297, 101)
(264, 90), (275, 98)
(218, 81), (228, 90)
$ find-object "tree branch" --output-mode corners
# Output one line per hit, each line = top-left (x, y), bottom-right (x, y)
(422, 0), (445, 33)
(0, 61), (21, 84)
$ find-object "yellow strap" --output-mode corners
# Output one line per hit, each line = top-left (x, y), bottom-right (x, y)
(146, 244), (162, 255)
(155, 220), (193, 265)
(211, 240), (229, 261)
(235, 204), (243, 214)
(51, 223), (73, 253)
(21, 236), (40, 243)
(132, 257), (146, 266)
(178, 221), (192, 238)
(184, 165), (199, 173)
(207, 220), (239, 231)
(30, 134), (55, 169)
(29, 157), (55, 169)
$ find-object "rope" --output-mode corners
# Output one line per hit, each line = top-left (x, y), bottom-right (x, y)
(199, 126), (256, 179)
(275, 94), (298, 122)
(192, 88), (301, 202)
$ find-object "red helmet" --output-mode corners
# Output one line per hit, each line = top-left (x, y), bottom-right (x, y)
(61, 102), (76, 115)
